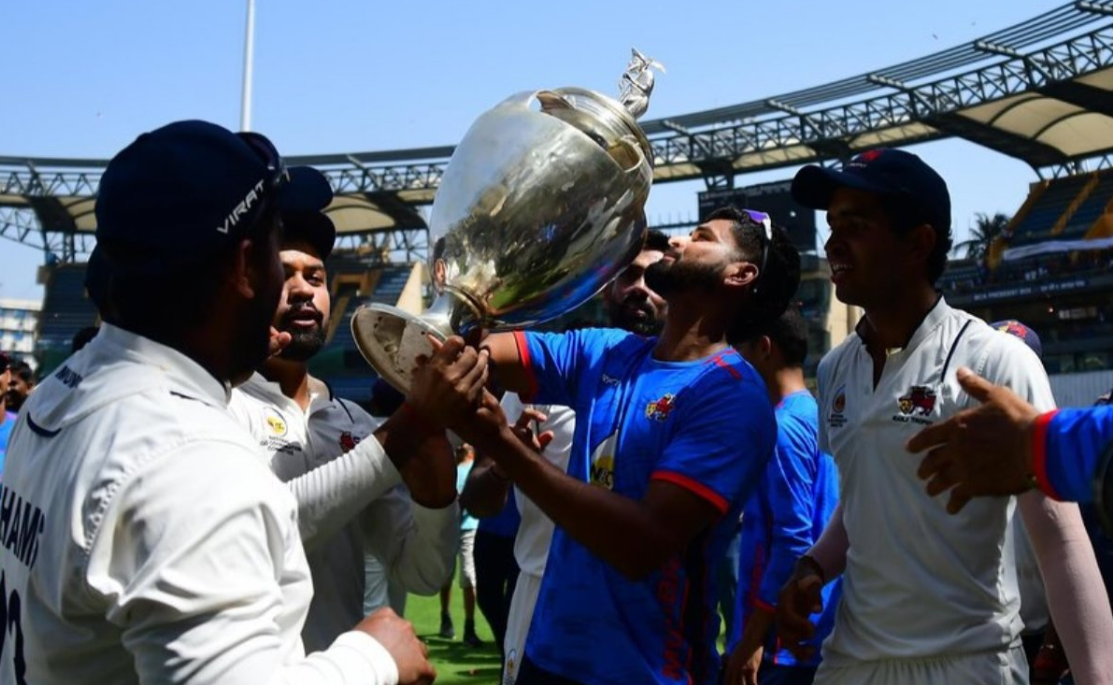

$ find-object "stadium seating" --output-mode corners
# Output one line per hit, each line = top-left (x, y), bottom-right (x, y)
(1058, 171), (1113, 239)
(37, 264), (98, 373)
(1009, 174), (1092, 244)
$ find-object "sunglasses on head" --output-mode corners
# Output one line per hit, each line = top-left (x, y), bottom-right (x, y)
(740, 209), (772, 295)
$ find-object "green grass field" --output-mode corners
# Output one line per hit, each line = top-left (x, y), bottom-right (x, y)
(404, 587), (502, 685)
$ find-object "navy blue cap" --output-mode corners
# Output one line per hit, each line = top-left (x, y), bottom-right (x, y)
(281, 210), (336, 260)
(791, 148), (951, 234)
(94, 120), (332, 272)
(991, 319), (1043, 359)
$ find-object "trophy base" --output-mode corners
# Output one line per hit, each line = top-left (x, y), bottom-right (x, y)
(351, 303), (450, 394)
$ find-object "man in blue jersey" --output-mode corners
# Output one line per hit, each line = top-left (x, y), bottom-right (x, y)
(411, 208), (802, 685)
(725, 307), (840, 685)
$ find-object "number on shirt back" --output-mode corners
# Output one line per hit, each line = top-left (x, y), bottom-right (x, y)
(0, 572), (27, 684)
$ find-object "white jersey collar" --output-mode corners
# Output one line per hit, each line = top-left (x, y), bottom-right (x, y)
(99, 323), (231, 406)
(856, 295), (953, 362)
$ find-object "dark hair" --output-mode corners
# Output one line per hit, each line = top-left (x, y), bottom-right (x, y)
(101, 204), (281, 338)
(739, 304), (809, 367)
(10, 359), (34, 384)
(71, 326), (100, 353)
(432, 236), (447, 262)
(644, 229), (670, 253)
(704, 207), (802, 344)
(880, 195), (952, 284)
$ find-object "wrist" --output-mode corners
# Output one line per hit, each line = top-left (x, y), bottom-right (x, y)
(795, 554), (827, 585)
(1030, 410), (1062, 499)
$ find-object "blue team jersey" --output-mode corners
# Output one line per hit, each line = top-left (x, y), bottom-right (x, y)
(730, 391), (841, 667)
(0, 412), (16, 478)
(1041, 406), (1113, 503)
(479, 487), (521, 538)
(517, 328), (776, 685)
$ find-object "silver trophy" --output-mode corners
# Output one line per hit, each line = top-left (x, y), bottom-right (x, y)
(352, 49), (663, 392)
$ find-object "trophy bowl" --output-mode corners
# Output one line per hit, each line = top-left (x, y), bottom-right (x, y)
(352, 84), (655, 392)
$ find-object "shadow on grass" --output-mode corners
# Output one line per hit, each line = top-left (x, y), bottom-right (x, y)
(420, 632), (503, 684)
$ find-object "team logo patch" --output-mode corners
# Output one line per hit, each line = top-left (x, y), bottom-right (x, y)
(645, 393), (677, 422)
(828, 384), (848, 428)
(339, 431), (360, 453)
(264, 408), (288, 437)
(898, 385), (936, 416)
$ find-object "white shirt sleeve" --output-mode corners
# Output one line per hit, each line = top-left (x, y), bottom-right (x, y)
(289, 436), (403, 551)
(85, 441), (399, 685)
(359, 486), (459, 596)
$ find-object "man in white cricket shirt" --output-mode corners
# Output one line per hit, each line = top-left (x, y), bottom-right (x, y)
(0, 120), (455, 684)
(229, 209), (458, 652)
(461, 228), (671, 684)
(775, 148), (1113, 684)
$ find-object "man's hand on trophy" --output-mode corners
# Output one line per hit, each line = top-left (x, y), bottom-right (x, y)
(408, 335), (490, 432)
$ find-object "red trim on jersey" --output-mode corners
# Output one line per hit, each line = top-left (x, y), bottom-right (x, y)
(753, 598), (776, 614)
(1032, 410), (1062, 501)
(512, 330), (539, 402)
(652, 471), (730, 514)
(711, 352), (742, 380)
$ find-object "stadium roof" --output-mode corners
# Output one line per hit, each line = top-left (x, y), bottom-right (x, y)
(7, 0), (1113, 260)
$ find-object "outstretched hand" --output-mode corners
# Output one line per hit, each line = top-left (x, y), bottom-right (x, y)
(407, 335), (489, 432)
(907, 367), (1042, 513)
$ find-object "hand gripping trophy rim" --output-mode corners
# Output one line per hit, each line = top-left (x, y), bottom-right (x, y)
(351, 53), (662, 393)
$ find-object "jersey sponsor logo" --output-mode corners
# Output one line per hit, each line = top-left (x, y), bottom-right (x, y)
(645, 393), (677, 422)
(339, 431), (361, 453)
(589, 432), (617, 490)
(264, 408), (288, 437)
(828, 384), (848, 428)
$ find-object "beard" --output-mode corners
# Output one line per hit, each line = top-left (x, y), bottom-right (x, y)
(607, 295), (662, 336)
(644, 256), (724, 298)
(279, 324), (326, 361)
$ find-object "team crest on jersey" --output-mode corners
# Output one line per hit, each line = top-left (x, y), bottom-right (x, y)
(264, 408), (288, 437)
(645, 393), (676, 422)
(898, 385), (936, 416)
(893, 385), (937, 425)
(828, 384), (848, 428)
(339, 431), (361, 453)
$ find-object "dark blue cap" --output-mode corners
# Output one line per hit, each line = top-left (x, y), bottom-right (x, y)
(791, 148), (951, 234)
(94, 120), (332, 271)
(991, 319), (1043, 359)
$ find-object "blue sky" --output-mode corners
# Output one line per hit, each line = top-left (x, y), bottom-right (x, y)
(0, 0), (1062, 301)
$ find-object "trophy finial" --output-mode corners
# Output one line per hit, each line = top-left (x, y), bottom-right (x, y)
(619, 48), (665, 120)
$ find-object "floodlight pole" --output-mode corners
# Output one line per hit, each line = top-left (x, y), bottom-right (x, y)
(240, 0), (256, 131)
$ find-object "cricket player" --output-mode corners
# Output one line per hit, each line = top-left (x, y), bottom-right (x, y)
(0, 121), (446, 684)
(776, 148), (1113, 684)
(229, 209), (458, 652)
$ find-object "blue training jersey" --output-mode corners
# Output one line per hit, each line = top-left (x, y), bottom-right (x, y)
(1040, 406), (1113, 503)
(517, 328), (776, 685)
(478, 487), (521, 538)
(730, 391), (841, 667)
